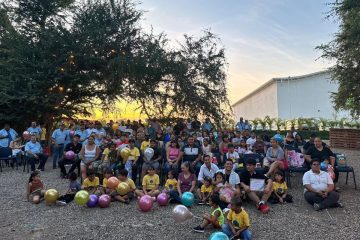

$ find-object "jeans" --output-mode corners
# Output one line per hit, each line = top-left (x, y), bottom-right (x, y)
(52, 144), (64, 168)
(169, 190), (182, 203)
(304, 191), (340, 209)
(163, 162), (179, 175)
(28, 154), (48, 172)
(58, 157), (80, 176)
(222, 223), (252, 240)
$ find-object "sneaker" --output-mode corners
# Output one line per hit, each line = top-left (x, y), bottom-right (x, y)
(193, 226), (205, 233)
(56, 200), (67, 206)
(258, 204), (270, 214)
(313, 203), (322, 211)
(335, 202), (344, 208)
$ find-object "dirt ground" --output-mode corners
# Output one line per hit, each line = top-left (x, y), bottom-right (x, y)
(0, 148), (359, 240)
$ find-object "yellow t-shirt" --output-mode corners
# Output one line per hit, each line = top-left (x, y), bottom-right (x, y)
(165, 178), (178, 190)
(82, 177), (100, 188)
(273, 181), (287, 195)
(127, 147), (140, 161)
(142, 174), (160, 190)
(227, 208), (250, 230)
(201, 184), (214, 193)
(103, 178), (108, 188)
(120, 178), (136, 191)
(40, 128), (46, 141)
(102, 148), (110, 162)
(140, 141), (150, 151)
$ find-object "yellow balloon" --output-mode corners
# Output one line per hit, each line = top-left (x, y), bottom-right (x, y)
(44, 189), (59, 204)
(116, 182), (130, 195)
(120, 147), (131, 161)
(112, 124), (119, 131)
(75, 190), (90, 206)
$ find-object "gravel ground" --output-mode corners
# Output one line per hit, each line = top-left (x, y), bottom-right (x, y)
(0, 148), (359, 240)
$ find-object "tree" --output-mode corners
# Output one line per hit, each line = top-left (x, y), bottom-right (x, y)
(317, 0), (360, 119)
(0, 0), (229, 130)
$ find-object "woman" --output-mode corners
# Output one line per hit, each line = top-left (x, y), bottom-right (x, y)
(295, 134), (306, 148)
(155, 130), (164, 148)
(219, 135), (230, 165)
(285, 132), (298, 148)
(252, 135), (267, 155)
(9, 137), (24, 168)
(169, 162), (196, 203)
(163, 140), (181, 176)
(79, 135), (101, 180)
(237, 139), (252, 155)
(264, 138), (286, 177)
(202, 138), (212, 157)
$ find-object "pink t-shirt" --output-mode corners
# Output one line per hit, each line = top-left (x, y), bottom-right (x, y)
(169, 147), (180, 160)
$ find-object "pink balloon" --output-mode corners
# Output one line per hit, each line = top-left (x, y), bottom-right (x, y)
(98, 194), (111, 208)
(172, 205), (193, 223)
(23, 131), (31, 140)
(65, 151), (75, 160)
(138, 195), (153, 212)
(157, 193), (169, 206)
(69, 130), (75, 137)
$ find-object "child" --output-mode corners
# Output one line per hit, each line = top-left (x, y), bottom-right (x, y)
(193, 194), (225, 233)
(114, 169), (137, 203)
(163, 170), (178, 193)
(197, 176), (213, 205)
(82, 169), (100, 195)
(27, 171), (46, 204)
(135, 165), (160, 197)
(222, 197), (252, 240)
(322, 157), (335, 180)
(226, 144), (240, 170)
(102, 143), (118, 173)
(56, 172), (81, 205)
(100, 168), (113, 195)
(269, 171), (292, 204)
(214, 172), (235, 206)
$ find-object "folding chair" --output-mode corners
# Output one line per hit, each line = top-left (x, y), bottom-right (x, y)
(0, 147), (15, 172)
(336, 165), (357, 190)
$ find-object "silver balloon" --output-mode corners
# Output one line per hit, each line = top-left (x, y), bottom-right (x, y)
(172, 205), (193, 223)
(144, 147), (154, 161)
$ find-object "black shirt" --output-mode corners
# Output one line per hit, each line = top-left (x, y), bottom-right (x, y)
(240, 170), (269, 186)
(307, 146), (334, 162)
(64, 142), (83, 154)
(181, 144), (203, 162)
(303, 141), (326, 153)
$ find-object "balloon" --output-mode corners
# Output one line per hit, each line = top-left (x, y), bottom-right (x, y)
(138, 195), (153, 212)
(87, 194), (98, 208)
(65, 150), (75, 160)
(208, 232), (230, 240)
(98, 194), (111, 208)
(107, 177), (120, 189)
(181, 192), (194, 207)
(23, 131), (31, 140)
(172, 205), (193, 223)
(116, 182), (130, 195)
(274, 134), (283, 143)
(320, 162), (328, 171)
(75, 190), (90, 206)
(44, 189), (59, 204)
(144, 148), (154, 161)
(69, 130), (75, 137)
(120, 147), (131, 161)
(157, 193), (169, 206)
(112, 124), (119, 131)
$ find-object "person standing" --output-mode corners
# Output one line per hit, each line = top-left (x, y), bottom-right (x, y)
(51, 123), (69, 169)
(27, 122), (42, 140)
(0, 123), (18, 147)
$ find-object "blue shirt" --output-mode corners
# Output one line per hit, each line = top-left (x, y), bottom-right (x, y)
(236, 122), (245, 131)
(75, 130), (89, 142)
(27, 127), (42, 136)
(51, 129), (69, 145)
(0, 128), (18, 147)
(202, 122), (213, 132)
(25, 141), (42, 154)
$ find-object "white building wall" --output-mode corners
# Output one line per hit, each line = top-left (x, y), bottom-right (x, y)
(276, 72), (349, 119)
(232, 82), (278, 120)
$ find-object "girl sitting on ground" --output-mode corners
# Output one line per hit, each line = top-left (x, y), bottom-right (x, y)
(27, 171), (46, 204)
(214, 172), (235, 207)
(197, 176), (213, 205)
(269, 171), (293, 204)
(163, 170), (178, 194)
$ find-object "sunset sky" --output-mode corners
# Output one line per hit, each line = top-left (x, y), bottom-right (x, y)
(94, 0), (338, 120)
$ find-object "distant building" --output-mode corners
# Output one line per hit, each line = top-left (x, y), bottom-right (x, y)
(232, 70), (349, 120)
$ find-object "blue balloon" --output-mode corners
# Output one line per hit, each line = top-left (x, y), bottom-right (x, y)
(320, 162), (328, 171)
(274, 134), (283, 143)
(181, 192), (194, 207)
(208, 231), (229, 240)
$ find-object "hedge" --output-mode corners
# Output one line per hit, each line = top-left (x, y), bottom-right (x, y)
(253, 130), (329, 140)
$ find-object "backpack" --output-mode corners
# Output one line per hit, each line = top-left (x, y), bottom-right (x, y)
(335, 153), (347, 167)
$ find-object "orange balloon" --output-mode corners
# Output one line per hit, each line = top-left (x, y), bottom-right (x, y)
(107, 177), (120, 189)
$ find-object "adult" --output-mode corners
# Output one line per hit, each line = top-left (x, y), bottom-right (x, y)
(86, 122), (96, 135)
(201, 118), (213, 132)
(252, 135), (267, 155)
(51, 122), (69, 169)
(303, 159), (341, 211)
(173, 119), (185, 136)
(219, 135), (230, 166)
(197, 155), (219, 184)
(163, 140), (181, 176)
(58, 134), (82, 178)
(94, 121), (106, 138)
(75, 123), (89, 143)
(240, 158), (272, 214)
(284, 132), (298, 149)
(246, 131), (256, 150)
(264, 138), (286, 178)
(304, 137), (339, 183)
(169, 162), (196, 203)
(302, 133), (326, 154)
(181, 136), (203, 175)
(79, 135), (101, 180)
(27, 121), (42, 139)
(141, 139), (162, 181)
(219, 160), (241, 191)
(295, 133), (306, 148)
(0, 123), (18, 147)
(236, 117), (245, 132)
(191, 117), (201, 132)
(231, 131), (242, 147)
(244, 120), (252, 130)
(201, 138), (212, 157)
(25, 135), (48, 171)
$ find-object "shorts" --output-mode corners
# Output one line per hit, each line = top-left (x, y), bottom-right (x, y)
(29, 189), (42, 201)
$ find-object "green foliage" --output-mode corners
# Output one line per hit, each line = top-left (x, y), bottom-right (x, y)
(251, 118), (260, 130)
(254, 130), (330, 140)
(274, 118), (286, 131)
(317, 0), (360, 119)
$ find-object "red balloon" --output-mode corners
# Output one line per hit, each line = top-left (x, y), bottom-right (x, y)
(23, 131), (31, 140)
(138, 195), (153, 212)
(107, 177), (119, 189)
(98, 194), (111, 208)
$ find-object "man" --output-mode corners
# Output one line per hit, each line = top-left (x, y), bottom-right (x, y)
(240, 158), (272, 214)
(25, 135), (48, 171)
(0, 123), (18, 147)
(181, 136), (203, 175)
(231, 131), (243, 147)
(198, 154), (219, 184)
(94, 121), (106, 138)
(173, 119), (185, 136)
(27, 121), (42, 139)
(191, 117), (201, 132)
(244, 120), (251, 130)
(219, 159), (241, 191)
(236, 117), (245, 132)
(246, 131), (256, 150)
(86, 122), (96, 135)
(51, 123), (69, 169)
(75, 123), (89, 143)
(58, 134), (82, 178)
(201, 118), (213, 132)
(303, 159), (341, 211)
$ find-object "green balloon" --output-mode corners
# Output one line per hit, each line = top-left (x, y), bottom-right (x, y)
(75, 190), (90, 206)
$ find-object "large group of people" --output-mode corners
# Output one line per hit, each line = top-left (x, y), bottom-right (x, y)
(0, 116), (345, 239)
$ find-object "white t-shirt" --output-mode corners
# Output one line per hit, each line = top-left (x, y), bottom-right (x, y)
(302, 170), (333, 193)
(246, 137), (256, 149)
(226, 151), (240, 162)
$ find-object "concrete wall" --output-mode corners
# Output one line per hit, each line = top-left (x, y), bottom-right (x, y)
(232, 81), (278, 120)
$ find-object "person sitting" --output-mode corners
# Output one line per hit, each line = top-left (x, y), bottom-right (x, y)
(252, 135), (267, 156)
(9, 137), (24, 168)
(302, 159), (342, 211)
(302, 133), (326, 154)
(163, 140), (181, 176)
(25, 135), (48, 172)
(169, 162), (196, 203)
(284, 132), (298, 149)
(268, 171), (293, 204)
(136, 165), (161, 198)
(79, 135), (101, 180)
(81, 169), (100, 195)
(196, 176), (213, 205)
(140, 139), (162, 181)
(264, 138), (286, 178)
(181, 136), (203, 175)
(58, 134), (82, 178)
(115, 169), (136, 203)
(198, 155), (219, 185)
(240, 158), (272, 214)
(226, 144), (240, 169)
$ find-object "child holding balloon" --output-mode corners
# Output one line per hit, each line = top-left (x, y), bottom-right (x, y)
(82, 169), (100, 195)
(56, 172), (81, 205)
(114, 169), (136, 203)
(163, 170), (178, 193)
(100, 168), (114, 195)
(135, 165), (160, 198)
(27, 171), (46, 204)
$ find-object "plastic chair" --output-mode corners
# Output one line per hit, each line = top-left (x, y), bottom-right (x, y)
(0, 147), (15, 172)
